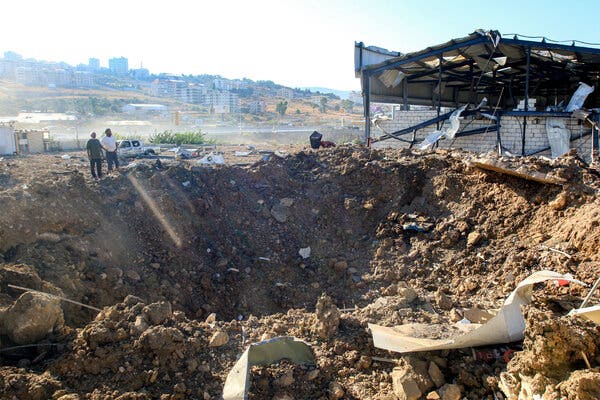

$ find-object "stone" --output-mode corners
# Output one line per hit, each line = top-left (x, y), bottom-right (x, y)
(328, 382), (345, 400)
(57, 395), (81, 400)
(397, 283), (418, 304)
(143, 301), (173, 325)
(271, 204), (289, 223)
(274, 370), (295, 387)
(208, 330), (229, 347)
(125, 269), (141, 281)
(428, 362), (445, 388)
(549, 192), (568, 211)
(441, 384), (461, 400)
(434, 289), (452, 310)
(467, 231), (483, 247)
(133, 315), (149, 334)
(150, 263), (161, 270)
(426, 391), (441, 400)
(449, 309), (462, 322)
(314, 294), (340, 339)
(205, 313), (217, 323)
(1, 291), (64, 345)
(298, 247), (311, 259)
(306, 369), (320, 381)
(280, 198), (294, 207)
(391, 370), (422, 400)
(333, 260), (348, 273)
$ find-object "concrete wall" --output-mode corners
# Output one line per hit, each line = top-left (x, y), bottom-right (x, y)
(375, 110), (595, 161)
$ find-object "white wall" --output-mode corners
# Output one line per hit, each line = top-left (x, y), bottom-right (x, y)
(374, 110), (595, 161)
(0, 127), (16, 155)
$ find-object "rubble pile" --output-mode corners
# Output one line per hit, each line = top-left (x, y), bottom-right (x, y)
(0, 147), (598, 399)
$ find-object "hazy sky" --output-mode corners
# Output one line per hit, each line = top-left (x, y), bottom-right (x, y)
(2, 0), (600, 90)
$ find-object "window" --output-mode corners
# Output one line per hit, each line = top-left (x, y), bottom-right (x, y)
(132, 140), (141, 147)
(120, 141), (131, 148)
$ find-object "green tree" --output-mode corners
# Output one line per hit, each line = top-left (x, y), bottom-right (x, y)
(319, 97), (328, 113)
(276, 101), (288, 116)
(341, 99), (354, 113)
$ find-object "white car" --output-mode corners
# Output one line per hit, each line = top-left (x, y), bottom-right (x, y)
(117, 140), (161, 157)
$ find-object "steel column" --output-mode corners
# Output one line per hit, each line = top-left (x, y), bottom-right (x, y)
(363, 71), (371, 145)
(522, 46), (531, 156)
(437, 53), (443, 129)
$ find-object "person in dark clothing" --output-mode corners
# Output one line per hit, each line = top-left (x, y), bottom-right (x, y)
(86, 132), (103, 179)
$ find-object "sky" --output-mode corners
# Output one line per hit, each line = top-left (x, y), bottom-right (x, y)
(2, 0), (600, 91)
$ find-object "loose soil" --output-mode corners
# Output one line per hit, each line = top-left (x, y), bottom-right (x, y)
(0, 146), (598, 399)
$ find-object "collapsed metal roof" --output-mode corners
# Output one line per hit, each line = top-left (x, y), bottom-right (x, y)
(356, 30), (600, 109)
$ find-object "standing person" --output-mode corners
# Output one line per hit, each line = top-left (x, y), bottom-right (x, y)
(101, 128), (119, 173)
(86, 131), (103, 180)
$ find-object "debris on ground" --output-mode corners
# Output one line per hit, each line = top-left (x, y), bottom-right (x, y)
(0, 147), (598, 399)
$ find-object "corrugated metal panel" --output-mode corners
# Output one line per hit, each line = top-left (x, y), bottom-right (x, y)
(354, 43), (401, 77)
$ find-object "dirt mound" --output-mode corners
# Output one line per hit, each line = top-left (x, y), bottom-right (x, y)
(0, 147), (599, 399)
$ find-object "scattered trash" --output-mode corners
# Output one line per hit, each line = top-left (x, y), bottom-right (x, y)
(565, 82), (594, 112)
(568, 305), (600, 324)
(258, 257), (271, 261)
(198, 152), (225, 165)
(298, 247), (311, 259)
(402, 222), (433, 233)
(60, 154), (71, 160)
(369, 271), (584, 353)
(182, 181), (191, 187)
(234, 151), (252, 157)
(309, 131), (322, 149)
(222, 337), (315, 400)
(419, 104), (468, 149)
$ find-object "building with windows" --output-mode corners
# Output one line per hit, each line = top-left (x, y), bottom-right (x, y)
(88, 58), (100, 71)
(109, 57), (128, 75)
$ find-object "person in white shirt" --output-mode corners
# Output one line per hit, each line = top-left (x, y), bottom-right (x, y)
(100, 128), (119, 172)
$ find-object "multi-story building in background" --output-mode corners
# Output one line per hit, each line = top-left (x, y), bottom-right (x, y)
(88, 58), (100, 71)
(277, 87), (295, 99)
(109, 57), (128, 75)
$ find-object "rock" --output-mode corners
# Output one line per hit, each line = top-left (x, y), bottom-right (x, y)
(333, 260), (348, 273)
(314, 294), (340, 339)
(274, 370), (295, 387)
(328, 382), (345, 400)
(467, 231), (483, 247)
(391, 368), (422, 400)
(123, 295), (144, 306)
(428, 361), (445, 388)
(150, 263), (161, 270)
(449, 309), (462, 322)
(356, 355), (372, 370)
(426, 391), (441, 400)
(397, 283), (418, 305)
(271, 204), (289, 223)
(1, 291), (64, 345)
(205, 313), (217, 323)
(125, 269), (141, 281)
(208, 330), (229, 347)
(434, 289), (452, 310)
(440, 384), (461, 400)
(143, 301), (172, 325)
(298, 247), (311, 259)
(280, 198), (294, 207)
(306, 369), (320, 381)
(549, 192), (568, 211)
(133, 315), (149, 334)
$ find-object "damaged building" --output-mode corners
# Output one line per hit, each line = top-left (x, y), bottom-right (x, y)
(355, 30), (600, 161)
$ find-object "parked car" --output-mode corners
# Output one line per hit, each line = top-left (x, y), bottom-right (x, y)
(117, 140), (161, 157)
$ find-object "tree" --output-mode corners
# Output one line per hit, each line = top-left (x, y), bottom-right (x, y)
(276, 101), (288, 116)
(319, 96), (328, 113)
(341, 99), (354, 113)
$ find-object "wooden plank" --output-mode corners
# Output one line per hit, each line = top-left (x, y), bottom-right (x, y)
(470, 158), (567, 185)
